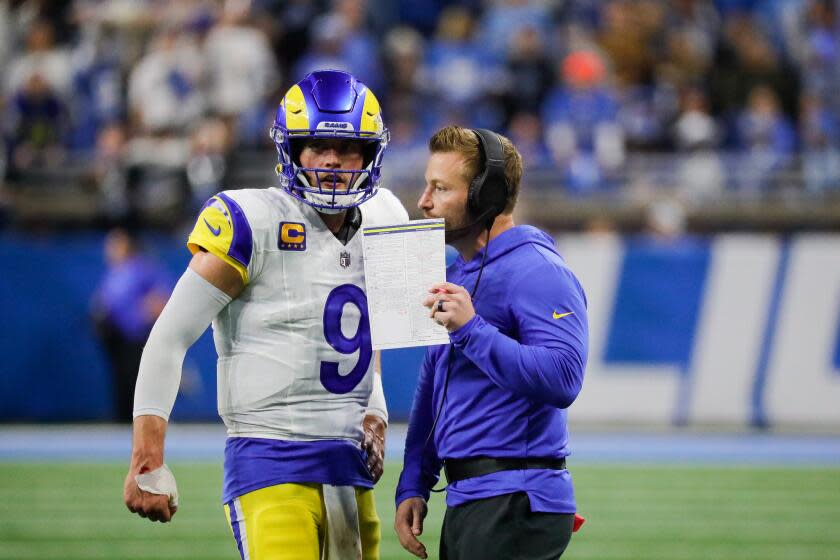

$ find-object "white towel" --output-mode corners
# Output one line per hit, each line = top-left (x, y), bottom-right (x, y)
(135, 464), (179, 508)
(322, 485), (362, 560)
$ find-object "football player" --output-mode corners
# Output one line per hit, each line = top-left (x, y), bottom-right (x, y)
(123, 70), (408, 560)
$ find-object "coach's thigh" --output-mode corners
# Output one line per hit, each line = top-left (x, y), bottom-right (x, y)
(441, 493), (574, 560)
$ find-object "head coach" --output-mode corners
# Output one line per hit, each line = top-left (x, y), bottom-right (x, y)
(394, 125), (589, 560)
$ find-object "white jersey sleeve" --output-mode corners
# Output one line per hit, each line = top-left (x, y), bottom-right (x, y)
(363, 188), (410, 226)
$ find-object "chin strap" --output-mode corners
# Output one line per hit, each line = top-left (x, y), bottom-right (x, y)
(294, 170), (365, 213)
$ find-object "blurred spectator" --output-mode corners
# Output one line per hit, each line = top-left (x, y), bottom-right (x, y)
(0, 0), (838, 229)
(710, 13), (800, 124)
(2, 73), (68, 179)
(0, 3), (11, 75)
(68, 24), (123, 151)
(4, 19), (71, 99)
(597, 0), (664, 88)
(733, 85), (796, 191)
(123, 134), (191, 228)
(381, 112), (427, 194)
(617, 84), (677, 152)
(381, 26), (440, 137)
(127, 25), (205, 135)
(294, 12), (350, 77)
(294, 0), (383, 93)
(91, 228), (170, 422)
(125, 25), (202, 226)
(186, 117), (232, 208)
(382, 25), (425, 99)
(506, 112), (551, 170)
(553, 0), (602, 29)
(798, 0), (840, 114)
(425, 5), (503, 128)
(673, 87), (725, 201)
(501, 25), (553, 124)
(386, 0), (446, 37)
(799, 93), (840, 194)
(543, 49), (625, 194)
(89, 123), (130, 223)
(3, 19), (73, 179)
(333, 0), (382, 92)
(263, 0), (318, 74)
(477, 0), (551, 63)
(654, 3), (718, 110)
(645, 197), (688, 241)
(669, 0), (721, 49)
(203, 0), (279, 123)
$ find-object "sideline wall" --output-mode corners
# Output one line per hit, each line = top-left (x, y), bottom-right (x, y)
(1, 233), (838, 427)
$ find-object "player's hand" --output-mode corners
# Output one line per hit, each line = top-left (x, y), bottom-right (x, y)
(424, 282), (475, 333)
(123, 467), (178, 523)
(395, 497), (428, 558)
(125, 416), (176, 523)
(363, 414), (386, 483)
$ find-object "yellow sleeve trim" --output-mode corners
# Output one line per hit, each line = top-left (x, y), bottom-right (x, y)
(187, 200), (250, 284)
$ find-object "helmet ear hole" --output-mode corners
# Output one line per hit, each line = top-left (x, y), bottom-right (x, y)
(362, 141), (378, 168)
(289, 139), (305, 166)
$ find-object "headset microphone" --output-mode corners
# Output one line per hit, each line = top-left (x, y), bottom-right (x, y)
(442, 207), (496, 240)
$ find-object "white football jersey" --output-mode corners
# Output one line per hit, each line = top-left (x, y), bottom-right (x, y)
(187, 187), (408, 441)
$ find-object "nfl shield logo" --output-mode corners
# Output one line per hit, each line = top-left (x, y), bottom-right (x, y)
(339, 251), (351, 268)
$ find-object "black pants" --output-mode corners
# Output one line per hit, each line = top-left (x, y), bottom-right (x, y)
(440, 492), (574, 560)
(98, 323), (145, 423)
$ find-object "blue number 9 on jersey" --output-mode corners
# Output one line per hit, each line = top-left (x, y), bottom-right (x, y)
(320, 284), (372, 394)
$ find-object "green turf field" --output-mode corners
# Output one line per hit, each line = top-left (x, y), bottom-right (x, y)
(1, 462), (838, 559)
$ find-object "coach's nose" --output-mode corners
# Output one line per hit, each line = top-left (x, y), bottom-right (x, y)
(417, 185), (433, 213)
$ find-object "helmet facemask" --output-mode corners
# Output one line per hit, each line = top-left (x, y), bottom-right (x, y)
(271, 127), (388, 213)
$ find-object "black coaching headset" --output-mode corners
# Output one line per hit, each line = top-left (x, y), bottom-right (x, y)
(467, 128), (510, 230)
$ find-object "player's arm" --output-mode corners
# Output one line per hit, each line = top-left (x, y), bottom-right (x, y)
(124, 252), (243, 522)
(126, 193), (253, 522)
(429, 270), (588, 409)
(363, 351), (387, 482)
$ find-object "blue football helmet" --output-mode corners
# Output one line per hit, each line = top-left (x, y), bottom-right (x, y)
(270, 70), (389, 211)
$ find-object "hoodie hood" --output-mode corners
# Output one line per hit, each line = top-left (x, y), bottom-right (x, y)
(454, 225), (560, 273)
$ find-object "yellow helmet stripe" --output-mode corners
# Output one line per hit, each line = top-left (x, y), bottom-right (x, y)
(360, 87), (383, 135)
(284, 84), (309, 130)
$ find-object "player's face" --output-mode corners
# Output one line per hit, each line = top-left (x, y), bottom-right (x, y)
(418, 151), (472, 240)
(298, 139), (365, 190)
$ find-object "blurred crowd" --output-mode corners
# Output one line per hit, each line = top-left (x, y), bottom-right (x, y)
(1, 0), (839, 230)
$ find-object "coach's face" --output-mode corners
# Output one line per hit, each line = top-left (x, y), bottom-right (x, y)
(418, 151), (472, 241)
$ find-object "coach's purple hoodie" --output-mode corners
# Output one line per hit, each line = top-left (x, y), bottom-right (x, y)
(396, 225), (588, 512)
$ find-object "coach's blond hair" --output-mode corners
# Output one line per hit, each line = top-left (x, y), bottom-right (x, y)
(428, 126), (522, 214)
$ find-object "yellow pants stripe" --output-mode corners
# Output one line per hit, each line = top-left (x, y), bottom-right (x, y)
(224, 483), (380, 560)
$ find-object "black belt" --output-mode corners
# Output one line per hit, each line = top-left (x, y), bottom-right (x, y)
(443, 456), (567, 484)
